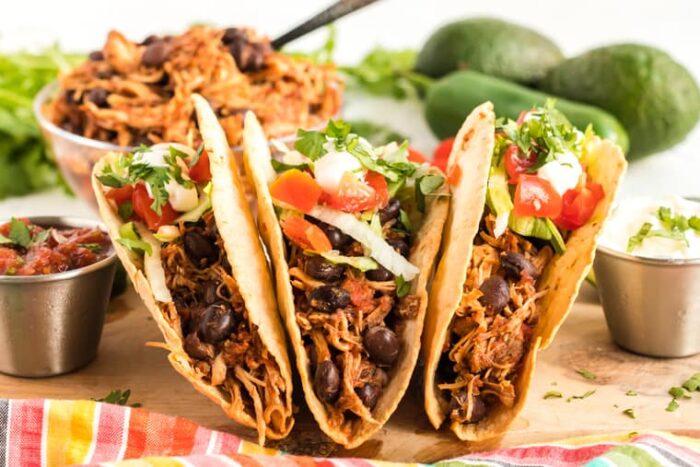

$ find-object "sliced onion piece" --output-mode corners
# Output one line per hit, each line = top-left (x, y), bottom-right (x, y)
(308, 205), (419, 281)
(136, 224), (172, 303)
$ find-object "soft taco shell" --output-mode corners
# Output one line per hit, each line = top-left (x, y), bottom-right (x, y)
(423, 102), (626, 441)
(242, 112), (449, 448)
(91, 94), (294, 443)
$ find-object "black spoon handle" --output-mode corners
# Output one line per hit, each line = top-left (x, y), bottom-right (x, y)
(272, 0), (380, 50)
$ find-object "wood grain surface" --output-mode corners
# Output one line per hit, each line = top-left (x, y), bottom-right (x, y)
(1, 284), (697, 463)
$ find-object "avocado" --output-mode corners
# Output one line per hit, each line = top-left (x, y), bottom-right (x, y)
(540, 44), (700, 159)
(414, 18), (564, 84)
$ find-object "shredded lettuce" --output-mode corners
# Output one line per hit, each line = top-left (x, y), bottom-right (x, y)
(320, 251), (378, 272)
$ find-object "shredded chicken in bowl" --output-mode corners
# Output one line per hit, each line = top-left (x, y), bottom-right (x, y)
(44, 26), (342, 147)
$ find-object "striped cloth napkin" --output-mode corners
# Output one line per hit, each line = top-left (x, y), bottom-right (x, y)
(1, 399), (698, 466)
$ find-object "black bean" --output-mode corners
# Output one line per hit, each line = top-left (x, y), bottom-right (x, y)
(478, 275), (509, 314)
(314, 360), (340, 403)
(197, 302), (237, 344)
(365, 265), (394, 282)
(450, 391), (487, 423)
(501, 251), (539, 280)
(308, 219), (352, 250)
(364, 326), (400, 366)
(86, 88), (109, 108)
(308, 286), (351, 313)
(184, 231), (219, 267)
(222, 27), (246, 44)
(142, 40), (171, 67)
(356, 384), (381, 410)
(141, 34), (160, 46)
(387, 237), (410, 258)
(203, 281), (219, 305)
(379, 199), (401, 224)
(304, 256), (345, 282)
(88, 50), (104, 61)
(184, 332), (214, 360)
(64, 89), (80, 105)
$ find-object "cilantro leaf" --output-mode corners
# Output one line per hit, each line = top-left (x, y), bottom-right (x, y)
(189, 144), (205, 168)
(9, 218), (32, 248)
(81, 243), (102, 253)
(294, 129), (327, 160)
(31, 229), (51, 245)
(325, 119), (352, 143)
(666, 399), (680, 412)
(94, 389), (141, 408)
(543, 391), (563, 400)
(625, 390), (638, 396)
(577, 368), (597, 380)
(627, 222), (653, 252)
(270, 159), (310, 173)
(567, 389), (596, 402)
(622, 408), (636, 419)
(395, 275), (411, 298)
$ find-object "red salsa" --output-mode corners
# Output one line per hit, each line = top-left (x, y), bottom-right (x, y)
(0, 218), (112, 276)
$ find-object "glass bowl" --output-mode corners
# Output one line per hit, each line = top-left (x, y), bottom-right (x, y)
(33, 81), (307, 208)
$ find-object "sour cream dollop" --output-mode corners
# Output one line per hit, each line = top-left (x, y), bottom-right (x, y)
(599, 195), (700, 259)
(536, 151), (582, 196)
(313, 150), (364, 194)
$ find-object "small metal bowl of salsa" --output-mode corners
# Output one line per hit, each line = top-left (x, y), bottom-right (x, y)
(593, 196), (700, 358)
(0, 216), (117, 377)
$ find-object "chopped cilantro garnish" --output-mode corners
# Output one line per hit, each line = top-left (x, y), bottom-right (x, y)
(294, 128), (327, 160)
(625, 390), (638, 397)
(622, 408), (636, 419)
(94, 389), (141, 408)
(683, 373), (700, 392)
(81, 243), (102, 253)
(8, 218), (32, 248)
(270, 159), (310, 173)
(118, 200), (133, 221)
(395, 275), (411, 298)
(543, 391), (563, 400)
(666, 399), (680, 412)
(577, 368), (597, 380)
(567, 389), (596, 402)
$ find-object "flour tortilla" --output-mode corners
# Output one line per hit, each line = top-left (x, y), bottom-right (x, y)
(91, 94), (294, 443)
(242, 112), (449, 448)
(423, 102), (627, 441)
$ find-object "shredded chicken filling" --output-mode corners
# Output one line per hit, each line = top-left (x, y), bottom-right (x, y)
(160, 211), (288, 441)
(288, 215), (418, 436)
(46, 26), (342, 147)
(437, 213), (554, 425)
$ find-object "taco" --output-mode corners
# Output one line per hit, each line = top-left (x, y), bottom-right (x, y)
(242, 114), (449, 448)
(424, 101), (626, 441)
(91, 94), (294, 445)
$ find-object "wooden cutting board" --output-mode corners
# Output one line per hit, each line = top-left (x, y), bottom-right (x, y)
(1, 284), (698, 463)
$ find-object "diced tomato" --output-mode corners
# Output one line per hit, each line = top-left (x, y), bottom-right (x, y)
(432, 137), (455, 173)
(280, 216), (332, 252)
(106, 184), (134, 205)
(320, 171), (389, 213)
(270, 169), (322, 213)
(131, 183), (179, 231)
(554, 182), (605, 230)
(504, 144), (537, 184)
(517, 110), (529, 126)
(342, 275), (375, 310)
(407, 147), (428, 164)
(513, 175), (563, 218)
(188, 150), (212, 183)
(447, 163), (462, 186)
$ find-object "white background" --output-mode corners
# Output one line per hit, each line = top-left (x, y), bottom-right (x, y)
(1, 0), (699, 217)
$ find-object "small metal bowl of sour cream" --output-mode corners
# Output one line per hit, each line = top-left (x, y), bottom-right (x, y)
(593, 196), (700, 358)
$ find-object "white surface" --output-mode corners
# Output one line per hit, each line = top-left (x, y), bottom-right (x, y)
(1, 0), (699, 218)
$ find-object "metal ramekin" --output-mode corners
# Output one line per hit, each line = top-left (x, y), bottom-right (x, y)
(0, 217), (117, 377)
(593, 245), (700, 358)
